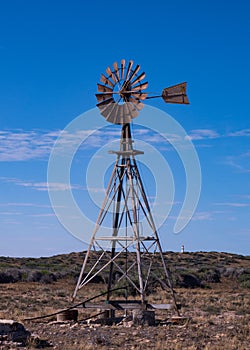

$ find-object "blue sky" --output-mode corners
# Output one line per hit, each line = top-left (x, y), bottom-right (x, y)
(0, 0), (249, 257)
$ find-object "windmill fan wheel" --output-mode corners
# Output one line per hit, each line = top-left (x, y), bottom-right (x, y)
(95, 59), (148, 124)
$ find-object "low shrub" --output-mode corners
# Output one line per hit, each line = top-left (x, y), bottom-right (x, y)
(26, 271), (43, 282)
(0, 269), (23, 283)
(174, 271), (202, 288)
(238, 270), (250, 288)
(198, 267), (221, 283)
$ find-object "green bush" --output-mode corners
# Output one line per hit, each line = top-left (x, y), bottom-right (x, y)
(238, 270), (250, 288)
(198, 267), (221, 283)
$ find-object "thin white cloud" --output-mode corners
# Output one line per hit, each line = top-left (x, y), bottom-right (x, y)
(0, 202), (65, 208)
(228, 129), (250, 137)
(2, 219), (20, 225)
(238, 194), (250, 200)
(0, 211), (22, 215)
(0, 130), (61, 161)
(133, 128), (151, 136)
(28, 181), (82, 192)
(148, 126), (250, 143)
(186, 128), (250, 142)
(167, 208), (239, 222)
(30, 213), (56, 217)
(224, 157), (250, 173)
(192, 211), (213, 221)
(0, 128), (125, 162)
(86, 187), (105, 193)
(151, 200), (181, 207)
(0, 177), (82, 191)
(0, 202), (50, 208)
(168, 210), (213, 221)
(186, 129), (220, 141)
(215, 202), (250, 207)
(1, 127), (249, 162)
(239, 228), (250, 235)
(242, 151), (250, 157)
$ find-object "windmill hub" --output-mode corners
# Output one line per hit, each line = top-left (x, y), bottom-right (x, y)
(119, 88), (132, 100)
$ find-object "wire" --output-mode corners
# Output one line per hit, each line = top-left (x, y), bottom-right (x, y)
(22, 286), (127, 322)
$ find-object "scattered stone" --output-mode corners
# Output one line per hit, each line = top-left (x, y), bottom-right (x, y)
(28, 334), (52, 348)
(123, 320), (134, 328)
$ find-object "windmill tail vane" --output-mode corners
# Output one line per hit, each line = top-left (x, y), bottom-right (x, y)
(161, 82), (189, 104)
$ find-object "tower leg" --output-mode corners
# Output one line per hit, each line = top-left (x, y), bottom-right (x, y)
(73, 122), (179, 315)
(106, 160), (125, 303)
(127, 157), (145, 304)
(133, 159), (179, 314)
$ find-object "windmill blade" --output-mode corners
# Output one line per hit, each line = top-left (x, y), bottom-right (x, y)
(115, 100), (137, 124)
(105, 109), (116, 123)
(117, 105), (129, 124)
(126, 64), (140, 85)
(97, 83), (113, 93)
(105, 66), (113, 79)
(125, 60), (134, 81)
(131, 92), (148, 100)
(116, 105), (125, 125)
(117, 104), (132, 124)
(131, 72), (146, 86)
(123, 102), (131, 121)
(129, 97), (144, 111)
(121, 102), (138, 122)
(113, 61), (120, 81)
(95, 93), (113, 103)
(109, 104), (120, 124)
(96, 97), (114, 107)
(99, 102), (116, 122)
(107, 104), (130, 124)
(131, 82), (148, 91)
(127, 102), (139, 118)
(121, 59), (126, 79)
(162, 82), (189, 104)
(100, 74), (115, 88)
(118, 101), (137, 120)
(106, 66), (118, 84)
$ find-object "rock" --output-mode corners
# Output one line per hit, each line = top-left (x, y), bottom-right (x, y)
(28, 334), (52, 348)
(0, 319), (30, 344)
(123, 320), (134, 328)
(132, 310), (156, 326)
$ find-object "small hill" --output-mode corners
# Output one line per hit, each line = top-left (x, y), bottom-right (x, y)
(0, 251), (249, 289)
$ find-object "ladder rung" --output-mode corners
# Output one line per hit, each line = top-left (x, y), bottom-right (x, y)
(95, 236), (156, 241)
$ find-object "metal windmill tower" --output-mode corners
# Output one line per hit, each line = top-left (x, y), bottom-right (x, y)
(73, 59), (189, 314)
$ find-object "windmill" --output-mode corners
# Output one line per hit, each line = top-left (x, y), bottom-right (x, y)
(72, 59), (189, 318)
